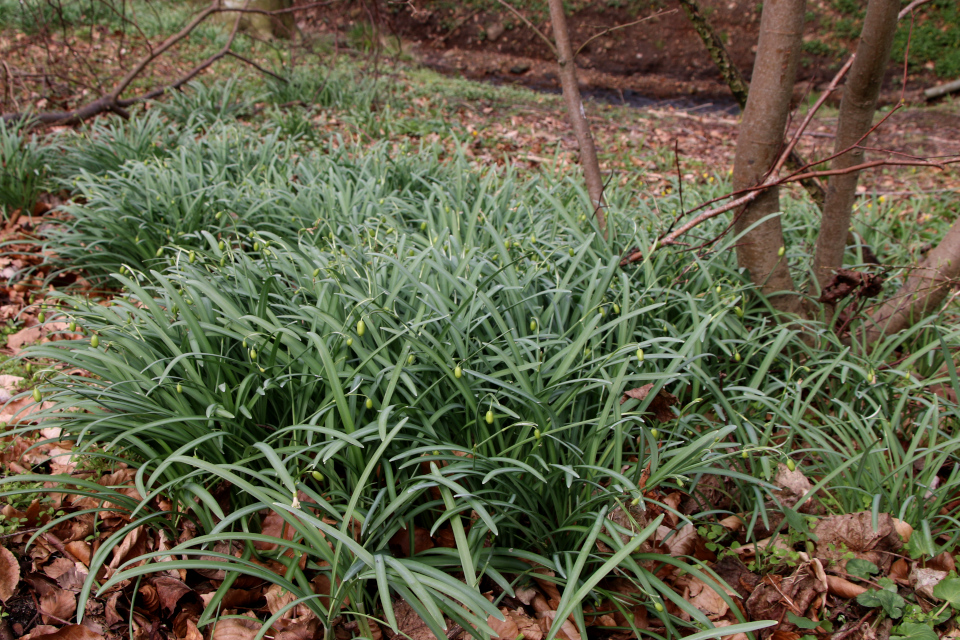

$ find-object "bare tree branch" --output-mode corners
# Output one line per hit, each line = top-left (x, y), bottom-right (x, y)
(491, 0), (557, 56)
(574, 10), (676, 58)
(2, 0), (338, 127)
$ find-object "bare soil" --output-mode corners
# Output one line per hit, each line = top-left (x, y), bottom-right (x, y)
(305, 0), (943, 108)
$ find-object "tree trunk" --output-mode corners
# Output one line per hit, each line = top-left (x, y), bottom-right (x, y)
(222, 0), (298, 40)
(678, 0), (883, 265)
(810, 0), (899, 295)
(545, 0), (607, 236)
(730, 0), (806, 312)
(864, 214), (960, 341)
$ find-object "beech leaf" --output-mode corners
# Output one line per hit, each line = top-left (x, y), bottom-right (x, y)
(0, 545), (19, 602)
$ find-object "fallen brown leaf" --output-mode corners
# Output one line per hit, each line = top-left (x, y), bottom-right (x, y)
(770, 631), (801, 640)
(890, 558), (910, 583)
(180, 620), (203, 640)
(910, 567), (946, 599)
(825, 575), (866, 598)
(389, 599), (437, 640)
(813, 512), (902, 572)
(487, 610), (520, 640)
(148, 575), (192, 616)
(620, 384), (678, 422)
(274, 616), (320, 640)
(745, 564), (826, 638)
(7, 326), (41, 352)
(0, 546), (19, 602)
(211, 616), (262, 640)
(927, 551), (955, 573)
(40, 589), (77, 625)
(22, 625), (102, 640)
(389, 525), (434, 557)
(107, 525), (148, 572)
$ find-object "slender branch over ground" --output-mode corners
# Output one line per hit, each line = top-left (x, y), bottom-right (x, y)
(545, 0), (607, 236)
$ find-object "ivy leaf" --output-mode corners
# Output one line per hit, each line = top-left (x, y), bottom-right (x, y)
(891, 622), (938, 640)
(857, 589), (906, 618)
(846, 558), (879, 579)
(932, 577), (960, 606)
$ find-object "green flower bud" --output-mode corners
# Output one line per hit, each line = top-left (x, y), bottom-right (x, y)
(312, 470), (324, 481)
(366, 398), (373, 409)
(454, 365), (462, 379)
(90, 335), (99, 348)
(485, 409), (494, 424)
(33, 388), (42, 403)
(357, 319), (366, 337)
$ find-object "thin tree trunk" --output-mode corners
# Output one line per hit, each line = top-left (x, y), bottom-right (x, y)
(545, 0), (607, 236)
(730, 0), (807, 312)
(810, 0), (899, 294)
(863, 214), (960, 341)
(677, 0), (823, 207)
(678, 0), (885, 264)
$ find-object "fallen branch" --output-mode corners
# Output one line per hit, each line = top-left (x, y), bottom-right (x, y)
(924, 78), (960, 101)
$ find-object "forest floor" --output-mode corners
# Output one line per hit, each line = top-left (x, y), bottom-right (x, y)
(1, 4), (960, 640)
